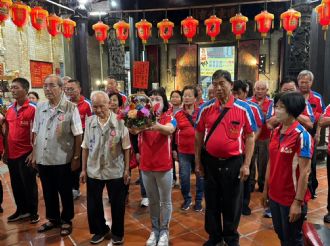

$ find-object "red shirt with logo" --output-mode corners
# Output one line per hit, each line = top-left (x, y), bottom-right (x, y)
(322, 105), (330, 154)
(268, 121), (313, 206)
(76, 96), (92, 129)
(195, 95), (257, 159)
(139, 112), (177, 171)
(6, 100), (36, 159)
(174, 105), (199, 154)
(248, 96), (273, 140)
(307, 91), (325, 122)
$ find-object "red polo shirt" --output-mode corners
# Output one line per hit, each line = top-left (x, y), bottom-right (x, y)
(323, 105), (330, 154)
(139, 112), (177, 172)
(248, 96), (273, 141)
(6, 100), (36, 159)
(76, 96), (92, 129)
(195, 95), (257, 159)
(174, 105), (200, 154)
(268, 121), (313, 206)
(307, 91), (325, 122)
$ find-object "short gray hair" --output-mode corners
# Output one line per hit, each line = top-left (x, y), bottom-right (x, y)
(254, 80), (269, 89)
(297, 70), (314, 82)
(62, 76), (72, 83)
(45, 74), (64, 87)
(90, 91), (109, 102)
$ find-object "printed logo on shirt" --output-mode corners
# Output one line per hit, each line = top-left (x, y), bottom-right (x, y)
(20, 120), (29, 126)
(280, 146), (293, 154)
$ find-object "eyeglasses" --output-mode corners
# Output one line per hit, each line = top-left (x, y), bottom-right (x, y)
(64, 88), (75, 92)
(43, 83), (59, 89)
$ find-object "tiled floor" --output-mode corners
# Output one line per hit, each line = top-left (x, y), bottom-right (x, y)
(0, 163), (329, 246)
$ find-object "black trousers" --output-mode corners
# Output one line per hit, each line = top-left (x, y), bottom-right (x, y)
(202, 151), (243, 246)
(87, 177), (127, 237)
(38, 163), (74, 224)
(8, 152), (38, 215)
(327, 154), (330, 212)
(309, 144), (318, 196)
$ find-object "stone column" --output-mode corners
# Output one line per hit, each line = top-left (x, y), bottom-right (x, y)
(72, 9), (90, 97)
(282, 0), (313, 78)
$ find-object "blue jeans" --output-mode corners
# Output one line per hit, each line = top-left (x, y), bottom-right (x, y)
(178, 153), (204, 203)
(141, 170), (173, 238)
(269, 199), (307, 246)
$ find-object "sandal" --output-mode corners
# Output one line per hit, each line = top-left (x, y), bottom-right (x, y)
(60, 223), (72, 236)
(37, 221), (57, 233)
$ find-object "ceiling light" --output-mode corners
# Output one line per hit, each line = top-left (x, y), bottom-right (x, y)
(89, 11), (107, 16)
(111, 1), (117, 7)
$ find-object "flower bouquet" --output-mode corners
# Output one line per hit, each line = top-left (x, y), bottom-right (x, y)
(118, 94), (156, 130)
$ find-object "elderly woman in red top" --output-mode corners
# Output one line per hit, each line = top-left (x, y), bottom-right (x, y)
(262, 92), (313, 246)
(133, 88), (176, 246)
(175, 85), (203, 211)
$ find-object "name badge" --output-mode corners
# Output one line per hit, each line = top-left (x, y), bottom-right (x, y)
(58, 114), (65, 121)
(20, 120), (29, 126)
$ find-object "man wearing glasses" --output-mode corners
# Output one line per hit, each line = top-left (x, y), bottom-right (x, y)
(32, 74), (83, 236)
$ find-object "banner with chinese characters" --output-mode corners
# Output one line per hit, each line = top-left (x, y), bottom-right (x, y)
(30, 61), (53, 88)
(133, 61), (149, 89)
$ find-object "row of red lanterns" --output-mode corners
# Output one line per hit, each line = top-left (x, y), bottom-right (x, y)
(0, 1), (76, 40)
(1, 0), (329, 45)
(92, 0), (330, 45)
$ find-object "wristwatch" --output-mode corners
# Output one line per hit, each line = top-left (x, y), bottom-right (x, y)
(73, 155), (80, 160)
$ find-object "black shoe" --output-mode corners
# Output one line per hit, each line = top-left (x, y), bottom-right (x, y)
(324, 213), (330, 223)
(258, 184), (264, 192)
(181, 200), (192, 211)
(30, 214), (40, 224)
(203, 239), (223, 246)
(242, 206), (251, 216)
(90, 230), (110, 244)
(7, 211), (30, 222)
(112, 234), (124, 245)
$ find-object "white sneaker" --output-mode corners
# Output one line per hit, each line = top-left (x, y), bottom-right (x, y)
(72, 189), (81, 200)
(146, 231), (158, 246)
(157, 232), (169, 246)
(141, 198), (149, 207)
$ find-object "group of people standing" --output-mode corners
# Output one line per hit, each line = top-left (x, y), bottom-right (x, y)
(0, 68), (329, 246)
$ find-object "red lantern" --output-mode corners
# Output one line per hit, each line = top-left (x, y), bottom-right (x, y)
(255, 10), (274, 39)
(113, 20), (130, 45)
(316, 1), (330, 40)
(204, 15), (222, 42)
(30, 6), (48, 32)
(62, 19), (76, 40)
(280, 8), (301, 43)
(47, 14), (62, 37)
(230, 13), (248, 40)
(92, 21), (109, 44)
(181, 16), (199, 43)
(157, 19), (174, 44)
(135, 19), (152, 44)
(0, 0), (12, 26)
(320, 0), (330, 20)
(10, 1), (30, 30)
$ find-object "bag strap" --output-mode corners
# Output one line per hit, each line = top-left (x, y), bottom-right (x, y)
(204, 107), (230, 147)
(184, 111), (195, 127)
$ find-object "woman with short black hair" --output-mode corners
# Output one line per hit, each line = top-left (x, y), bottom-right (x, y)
(133, 88), (176, 246)
(262, 92), (313, 246)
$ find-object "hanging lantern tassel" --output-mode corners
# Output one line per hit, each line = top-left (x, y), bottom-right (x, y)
(99, 43), (104, 84)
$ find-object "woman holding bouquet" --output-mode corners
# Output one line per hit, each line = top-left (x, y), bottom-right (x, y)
(132, 88), (176, 246)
